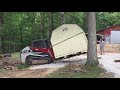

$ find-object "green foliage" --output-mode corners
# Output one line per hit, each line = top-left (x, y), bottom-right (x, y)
(46, 65), (112, 78)
(16, 64), (30, 69)
(1, 12), (120, 53)
(11, 52), (20, 60)
(0, 69), (9, 74)
(1, 12), (85, 53)
(96, 12), (120, 31)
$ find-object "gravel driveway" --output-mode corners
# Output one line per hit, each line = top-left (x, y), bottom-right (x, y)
(98, 53), (120, 78)
(29, 54), (87, 70)
(1, 53), (120, 78)
(30, 53), (120, 78)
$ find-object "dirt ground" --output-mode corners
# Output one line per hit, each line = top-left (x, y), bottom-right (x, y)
(0, 51), (120, 78)
(0, 68), (58, 78)
(0, 55), (56, 78)
(0, 54), (86, 78)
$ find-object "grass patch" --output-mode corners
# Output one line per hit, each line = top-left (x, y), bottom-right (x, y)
(16, 64), (30, 70)
(11, 52), (20, 60)
(0, 69), (9, 73)
(46, 64), (113, 78)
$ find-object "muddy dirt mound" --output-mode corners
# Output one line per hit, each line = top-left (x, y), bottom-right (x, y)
(0, 56), (22, 70)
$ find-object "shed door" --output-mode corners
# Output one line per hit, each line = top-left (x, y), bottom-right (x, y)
(105, 34), (110, 44)
(111, 31), (120, 44)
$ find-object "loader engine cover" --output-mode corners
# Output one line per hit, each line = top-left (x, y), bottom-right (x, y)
(20, 39), (55, 65)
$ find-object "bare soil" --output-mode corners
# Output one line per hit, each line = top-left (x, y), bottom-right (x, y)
(0, 55), (58, 78)
(0, 68), (58, 78)
(0, 51), (120, 78)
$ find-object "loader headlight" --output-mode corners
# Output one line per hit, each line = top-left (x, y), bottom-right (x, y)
(21, 50), (31, 54)
(35, 49), (38, 51)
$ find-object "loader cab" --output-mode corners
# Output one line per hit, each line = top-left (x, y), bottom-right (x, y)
(30, 39), (55, 61)
(30, 39), (52, 51)
(20, 39), (55, 65)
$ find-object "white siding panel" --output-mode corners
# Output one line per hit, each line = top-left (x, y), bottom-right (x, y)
(51, 24), (83, 45)
(111, 31), (120, 44)
(51, 24), (88, 59)
(53, 34), (87, 58)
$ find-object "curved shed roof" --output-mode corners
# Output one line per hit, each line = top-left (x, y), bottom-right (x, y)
(51, 24), (84, 45)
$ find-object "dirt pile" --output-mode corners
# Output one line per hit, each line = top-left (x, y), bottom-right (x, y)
(0, 55), (22, 70)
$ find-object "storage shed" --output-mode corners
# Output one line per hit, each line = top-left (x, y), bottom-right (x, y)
(97, 25), (120, 44)
(50, 24), (88, 59)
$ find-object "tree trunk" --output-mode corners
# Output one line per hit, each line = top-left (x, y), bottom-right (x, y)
(8, 40), (11, 53)
(86, 12), (99, 66)
(13, 31), (16, 52)
(47, 12), (54, 39)
(1, 37), (4, 53)
(59, 12), (65, 25)
(40, 13), (44, 39)
(84, 12), (88, 33)
(8, 30), (11, 53)
(0, 12), (3, 53)
(32, 12), (36, 40)
(19, 24), (23, 50)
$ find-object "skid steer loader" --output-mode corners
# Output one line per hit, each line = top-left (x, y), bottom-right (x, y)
(20, 39), (55, 65)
